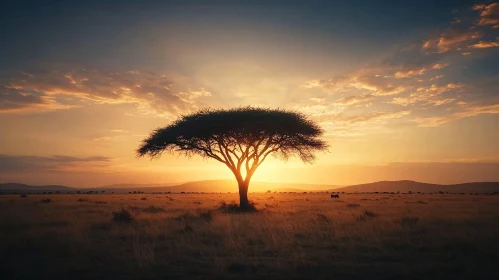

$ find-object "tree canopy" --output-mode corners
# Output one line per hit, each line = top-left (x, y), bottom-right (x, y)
(137, 107), (328, 209)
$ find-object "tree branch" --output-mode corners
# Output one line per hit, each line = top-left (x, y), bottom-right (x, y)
(217, 139), (236, 169)
(237, 144), (251, 172)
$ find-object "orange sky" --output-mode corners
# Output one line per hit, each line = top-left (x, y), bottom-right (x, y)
(1, 1), (499, 187)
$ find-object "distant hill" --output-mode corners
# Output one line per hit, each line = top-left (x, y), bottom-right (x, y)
(0, 183), (74, 192)
(333, 180), (499, 193)
(97, 183), (175, 189)
(270, 188), (324, 193)
(2, 180), (498, 194)
(159, 180), (340, 193)
(100, 180), (341, 193)
(0, 180), (341, 193)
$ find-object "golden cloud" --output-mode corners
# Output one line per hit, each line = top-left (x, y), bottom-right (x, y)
(391, 83), (464, 106)
(0, 86), (76, 113)
(422, 31), (482, 53)
(474, 3), (499, 27)
(318, 110), (412, 137)
(415, 103), (499, 126)
(469, 41), (499, 48)
(332, 110), (412, 124)
(303, 2), (499, 137)
(305, 69), (410, 97)
(394, 63), (448, 78)
(0, 155), (112, 173)
(0, 69), (211, 116)
(429, 75), (444, 81)
(335, 94), (374, 105)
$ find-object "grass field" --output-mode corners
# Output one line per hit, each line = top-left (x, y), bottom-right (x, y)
(1, 192), (498, 279)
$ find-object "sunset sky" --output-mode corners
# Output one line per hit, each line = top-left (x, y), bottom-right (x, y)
(1, 0), (499, 187)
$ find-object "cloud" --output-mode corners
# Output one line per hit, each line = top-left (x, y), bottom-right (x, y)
(422, 30), (482, 53)
(93, 137), (112, 141)
(294, 94), (375, 121)
(0, 155), (111, 172)
(394, 63), (448, 78)
(305, 29), (463, 99)
(294, 86), (413, 136)
(391, 83), (464, 106)
(310, 97), (326, 103)
(307, 70), (409, 96)
(317, 110), (411, 137)
(429, 75), (444, 81)
(0, 85), (75, 112)
(0, 69), (211, 116)
(469, 41), (499, 48)
(420, 4), (499, 53)
(415, 103), (499, 126)
(296, 104), (330, 117)
(350, 73), (408, 96)
(303, 2), (499, 134)
(176, 88), (212, 105)
(334, 94), (374, 105)
(474, 3), (499, 27)
(303, 76), (349, 92)
(331, 110), (412, 124)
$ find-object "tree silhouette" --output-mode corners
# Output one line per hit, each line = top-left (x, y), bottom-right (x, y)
(137, 107), (328, 209)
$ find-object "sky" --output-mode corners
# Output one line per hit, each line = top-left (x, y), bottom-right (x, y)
(1, 0), (499, 187)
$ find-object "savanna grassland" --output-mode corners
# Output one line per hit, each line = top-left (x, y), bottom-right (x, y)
(1, 192), (499, 280)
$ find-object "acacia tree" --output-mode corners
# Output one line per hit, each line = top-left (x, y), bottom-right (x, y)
(137, 107), (328, 209)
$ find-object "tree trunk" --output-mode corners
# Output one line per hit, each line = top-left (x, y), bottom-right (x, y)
(238, 181), (249, 209)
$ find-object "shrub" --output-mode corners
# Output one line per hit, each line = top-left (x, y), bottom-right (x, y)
(112, 207), (134, 223)
(347, 204), (360, 208)
(357, 210), (377, 221)
(364, 210), (376, 217)
(173, 212), (195, 222)
(142, 206), (165, 213)
(315, 213), (330, 224)
(199, 210), (213, 222)
(397, 216), (419, 227)
(20, 194), (28, 198)
(41, 198), (52, 203)
(141, 197), (147, 200)
(173, 210), (213, 223)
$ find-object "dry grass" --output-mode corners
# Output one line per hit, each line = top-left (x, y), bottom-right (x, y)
(1, 192), (499, 279)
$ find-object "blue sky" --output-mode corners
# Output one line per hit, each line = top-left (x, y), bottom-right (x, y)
(0, 0), (481, 70)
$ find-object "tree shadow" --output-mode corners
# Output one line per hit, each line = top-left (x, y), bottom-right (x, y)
(217, 201), (258, 214)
